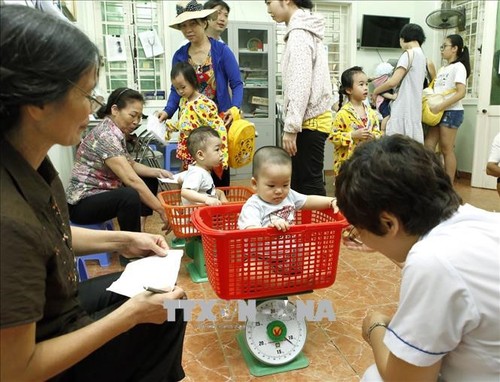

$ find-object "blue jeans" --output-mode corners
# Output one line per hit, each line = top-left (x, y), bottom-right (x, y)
(440, 110), (464, 129)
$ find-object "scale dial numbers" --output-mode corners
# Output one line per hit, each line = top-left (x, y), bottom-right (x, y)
(245, 299), (307, 365)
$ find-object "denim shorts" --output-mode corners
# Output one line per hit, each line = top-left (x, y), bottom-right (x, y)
(439, 110), (464, 129)
(378, 99), (391, 118)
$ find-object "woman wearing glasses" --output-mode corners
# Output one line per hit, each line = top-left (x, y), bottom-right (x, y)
(371, 23), (428, 143)
(1, 5), (187, 381)
(66, 88), (173, 240)
(424, 35), (471, 185)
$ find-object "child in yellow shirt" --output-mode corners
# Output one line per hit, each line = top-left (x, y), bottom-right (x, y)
(329, 66), (382, 176)
(167, 62), (228, 171)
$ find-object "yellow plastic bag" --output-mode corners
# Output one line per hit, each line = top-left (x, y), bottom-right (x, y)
(422, 80), (456, 126)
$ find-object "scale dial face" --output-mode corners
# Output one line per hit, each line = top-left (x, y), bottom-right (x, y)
(245, 299), (307, 365)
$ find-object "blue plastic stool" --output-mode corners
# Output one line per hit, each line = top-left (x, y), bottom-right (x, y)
(76, 257), (89, 282)
(163, 142), (181, 172)
(70, 221), (113, 267)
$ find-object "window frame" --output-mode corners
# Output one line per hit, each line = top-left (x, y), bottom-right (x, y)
(274, 2), (352, 98)
(93, 0), (167, 98)
(448, 0), (484, 98)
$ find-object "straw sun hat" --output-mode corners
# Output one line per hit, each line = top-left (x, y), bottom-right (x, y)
(169, 1), (217, 30)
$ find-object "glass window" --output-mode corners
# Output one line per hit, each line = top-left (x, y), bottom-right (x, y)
(96, 0), (166, 97)
(449, 0), (485, 98)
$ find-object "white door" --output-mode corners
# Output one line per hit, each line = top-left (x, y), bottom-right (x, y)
(471, 0), (500, 189)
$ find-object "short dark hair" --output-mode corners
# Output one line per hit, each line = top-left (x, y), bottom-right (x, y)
(203, 0), (230, 13)
(335, 135), (462, 236)
(170, 62), (199, 91)
(186, 126), (220, 157)
(399, 23), (426, 46)
(292, 0), (314, 9)
(252, 146), (291, 177)
(96, 88), (144, 119)
(263, 0), (313, 9)
(0, 5), (100, 135)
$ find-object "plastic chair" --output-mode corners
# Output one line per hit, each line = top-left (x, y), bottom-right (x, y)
(70, 220), (113, 267)
(76, 257), (89, 282)
(163, 142), (181, 172)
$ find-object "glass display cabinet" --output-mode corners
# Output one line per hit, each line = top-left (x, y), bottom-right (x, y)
(224, 21), (276, 179)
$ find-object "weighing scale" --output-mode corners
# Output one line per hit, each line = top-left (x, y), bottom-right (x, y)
(237, 299), (309, 376)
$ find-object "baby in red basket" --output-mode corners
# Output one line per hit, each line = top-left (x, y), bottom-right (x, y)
(181, 127), (228, 206)
(237, 146), (338, 279)
(238, 146), (338, 230)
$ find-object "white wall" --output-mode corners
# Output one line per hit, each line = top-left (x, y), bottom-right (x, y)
(456, 101), (478, 173)
(48, 145), (75, 190)
(352, 1), (441, 76)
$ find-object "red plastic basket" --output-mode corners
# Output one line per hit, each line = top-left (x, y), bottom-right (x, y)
(192, 204), (349, 299)
(158, 186), (254, 238)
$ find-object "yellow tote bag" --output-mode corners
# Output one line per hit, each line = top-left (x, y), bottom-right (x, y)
(422, 80), (456, 126)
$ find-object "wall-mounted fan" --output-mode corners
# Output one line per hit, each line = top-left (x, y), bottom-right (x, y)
(426, 2), (466, 31)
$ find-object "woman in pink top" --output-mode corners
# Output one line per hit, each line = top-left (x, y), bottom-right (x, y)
(266, 0), (333, 196)
(66, 88), (173, 236)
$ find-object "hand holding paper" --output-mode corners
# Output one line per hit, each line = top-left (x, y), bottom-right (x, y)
(146, 115), (167, 145)
(158, 170), (186, 185)
(107, 250), (183, 297)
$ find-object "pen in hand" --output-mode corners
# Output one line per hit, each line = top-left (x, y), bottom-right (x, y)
(144, 286), (172, 294)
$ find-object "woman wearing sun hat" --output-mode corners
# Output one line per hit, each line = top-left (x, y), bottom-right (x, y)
(158, 0), (243, 187)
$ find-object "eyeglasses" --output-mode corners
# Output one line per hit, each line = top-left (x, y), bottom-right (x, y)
(440, 44), (452, 51)
(67, 79), (105, 112)
(344, 226), (364, 245)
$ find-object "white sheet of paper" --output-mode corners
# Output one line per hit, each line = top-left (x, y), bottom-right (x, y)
(105, 35), (127, 62)
(158, 171), (185, 184)
(138, 30), (164, 58)
(146, 116), (167, 145)
(106, 250), (183, 297)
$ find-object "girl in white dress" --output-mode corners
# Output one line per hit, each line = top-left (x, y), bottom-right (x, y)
(372, 23), (427, 143)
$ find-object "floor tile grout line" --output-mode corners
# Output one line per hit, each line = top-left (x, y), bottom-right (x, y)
(312, 321), (362, 378)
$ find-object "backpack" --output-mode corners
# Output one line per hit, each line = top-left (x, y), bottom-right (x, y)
(227, 107), (256, 169)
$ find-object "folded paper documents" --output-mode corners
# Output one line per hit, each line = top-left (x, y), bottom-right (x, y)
(107, 250), (183, 297)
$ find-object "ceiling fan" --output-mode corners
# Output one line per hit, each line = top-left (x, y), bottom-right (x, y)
(426, 1), (466, 31)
